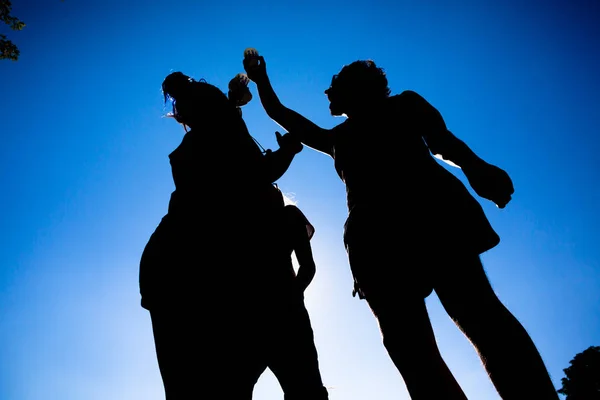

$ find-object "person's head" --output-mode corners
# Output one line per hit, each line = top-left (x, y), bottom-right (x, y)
(324, 60), (391, 118)
(162, 71), (240, 130)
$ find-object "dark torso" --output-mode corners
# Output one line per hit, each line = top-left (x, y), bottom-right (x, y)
(332, 93), (440, 212)
(167, 121), (282, 222)
(140, 120), (285, 309)
(331, 92), (500, 256)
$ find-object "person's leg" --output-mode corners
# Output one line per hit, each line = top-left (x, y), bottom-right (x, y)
(434, 254), (559, 399)
(150, 304), (257, 400)
(366, 293), (468, 400)
(265, 297), (329, 400)
(150, 305), (206, 399)
(344, 213), (467, 400)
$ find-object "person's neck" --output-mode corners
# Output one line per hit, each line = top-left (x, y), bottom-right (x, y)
(186, 116), (223, 132)
(347, 97), (389, 120)
(347, 105), (382, 121)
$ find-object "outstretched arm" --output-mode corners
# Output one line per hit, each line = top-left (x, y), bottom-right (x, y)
(401, 90), (481, 169)
(244, 55), (334, 157)
(402, 90), (514, 208)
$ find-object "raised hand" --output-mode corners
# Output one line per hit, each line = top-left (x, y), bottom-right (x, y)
(276, 131), (303, 154)
(243, 48), (267, 83)
(227, 73), (253, 107)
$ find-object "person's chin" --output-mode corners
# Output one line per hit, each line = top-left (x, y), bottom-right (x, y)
(329, 104), (343, 117)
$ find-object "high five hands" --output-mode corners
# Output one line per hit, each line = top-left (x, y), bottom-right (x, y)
(243, 48), (267, 83)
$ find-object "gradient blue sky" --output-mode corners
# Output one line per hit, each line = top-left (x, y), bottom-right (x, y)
(1, 0), (599, 399)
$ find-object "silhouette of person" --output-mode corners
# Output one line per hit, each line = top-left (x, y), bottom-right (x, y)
(246, 194), (327, 399)
(243, 53), (559, 400)
(139, 71), (328, 399)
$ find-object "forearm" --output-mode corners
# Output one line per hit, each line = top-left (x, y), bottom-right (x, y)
(433, 130), (485, 171)
(254, 75), (288, 124)
(255, 76), (334, 156)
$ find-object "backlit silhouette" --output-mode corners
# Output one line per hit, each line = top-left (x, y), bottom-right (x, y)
(139, 71), (328, 399)
(248, 194), (328, 399)
(244, 51), (559, 400)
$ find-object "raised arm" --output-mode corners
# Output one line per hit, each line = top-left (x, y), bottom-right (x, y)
(402, 90), (514, 208)
(244, 55), (334, 157)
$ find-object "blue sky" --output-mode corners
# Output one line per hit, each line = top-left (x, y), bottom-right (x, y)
(1, 0), (599, 399)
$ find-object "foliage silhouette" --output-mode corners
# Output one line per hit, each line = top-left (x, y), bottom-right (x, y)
(558, 346), (600, 399)
(0, 0), (25, 61)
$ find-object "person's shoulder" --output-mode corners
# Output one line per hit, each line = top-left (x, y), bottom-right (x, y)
(388, 91), (434, 115)
(330, 119), (352, 136)
(284, 205), (315, 239)
(391, 90), (426, 104)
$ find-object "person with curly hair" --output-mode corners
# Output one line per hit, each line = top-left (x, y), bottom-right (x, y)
(139, 71), (328, 399)
(243, 52), (558, 400)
